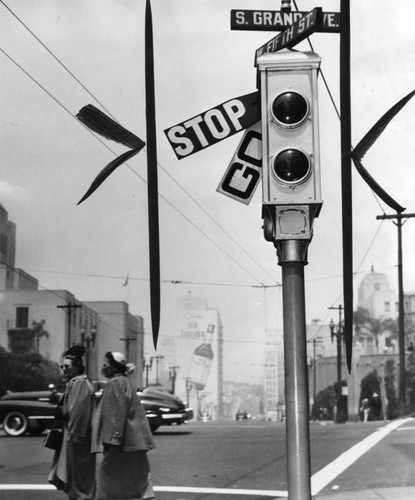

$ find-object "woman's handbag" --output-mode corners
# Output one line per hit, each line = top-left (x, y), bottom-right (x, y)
(43, 428), (63, 451)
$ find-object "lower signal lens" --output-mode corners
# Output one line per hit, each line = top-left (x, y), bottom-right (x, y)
(273, 149), (310, 184)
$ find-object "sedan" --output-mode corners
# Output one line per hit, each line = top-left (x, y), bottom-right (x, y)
(0, 386), (193, 436)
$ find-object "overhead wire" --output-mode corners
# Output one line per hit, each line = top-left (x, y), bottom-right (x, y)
(0, 262), (126, 337)
(0, 45), (269, 287)
(0, 0), (277, 287)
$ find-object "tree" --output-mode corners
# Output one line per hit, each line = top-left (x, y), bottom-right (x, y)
(0, 346), (63, 397)
(32, 319), (49, 354)
(359, 370), (382, 420)
(353, 307), (398, 350)
(315, 384), (337, 420)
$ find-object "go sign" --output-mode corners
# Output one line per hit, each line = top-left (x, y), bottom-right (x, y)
(217, 122), (262, 205)
(164, 92), (260, 159)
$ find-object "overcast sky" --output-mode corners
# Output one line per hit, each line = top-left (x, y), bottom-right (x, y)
(1, 0), (414, 383)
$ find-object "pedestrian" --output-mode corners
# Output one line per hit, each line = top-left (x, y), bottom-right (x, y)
(48, 345), (96, 500)
(360, 398), (370, 423)
(370, 392), (382, 420)
(92, 351), (156, 500)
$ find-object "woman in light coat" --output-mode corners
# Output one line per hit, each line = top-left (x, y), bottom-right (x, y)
(48, 345), (96, 500)
(92, 351), (155, 500)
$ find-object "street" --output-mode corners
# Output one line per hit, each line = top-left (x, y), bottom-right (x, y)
(1, 419), (415, 499)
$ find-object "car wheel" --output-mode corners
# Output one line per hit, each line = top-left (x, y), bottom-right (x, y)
(150, 424), (160, 433)
(3, 411), (29, 437)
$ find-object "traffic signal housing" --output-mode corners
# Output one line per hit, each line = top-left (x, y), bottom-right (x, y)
(258, 49), (322, 210)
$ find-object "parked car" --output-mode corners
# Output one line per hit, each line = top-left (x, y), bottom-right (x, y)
(0, 385), (193, 437)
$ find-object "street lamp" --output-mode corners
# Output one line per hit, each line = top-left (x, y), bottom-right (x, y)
(329, 315), (346, 423)
(143, 357), (153, 387)
(169, 366), (179, 394)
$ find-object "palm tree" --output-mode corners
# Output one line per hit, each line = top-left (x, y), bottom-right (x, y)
(32, 320), (49, 354)
(353, 307), (398, 352)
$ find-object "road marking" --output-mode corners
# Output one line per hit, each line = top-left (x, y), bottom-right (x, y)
(0, 484), (287, 497)
(311, 418), (413, 496)
(155, 486), (287, 496)
(2, 420), (412, 498)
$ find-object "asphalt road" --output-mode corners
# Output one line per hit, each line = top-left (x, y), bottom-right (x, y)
(1, 419), (415, 499)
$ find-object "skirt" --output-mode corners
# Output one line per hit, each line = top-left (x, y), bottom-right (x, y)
(97, 445), (155, 500)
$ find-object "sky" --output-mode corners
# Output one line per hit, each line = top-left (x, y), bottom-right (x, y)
(1, 0), (415, 384)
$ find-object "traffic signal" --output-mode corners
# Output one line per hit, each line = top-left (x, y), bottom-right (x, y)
(257, 49), (322, 209)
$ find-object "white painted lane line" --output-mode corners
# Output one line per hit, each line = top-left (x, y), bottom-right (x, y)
(0, 485), (56, 490)
(311, 418), (413, 496)
(0, 484), (288, 497)
(6, 421), (411, 497)
(155, 486), (288, 496)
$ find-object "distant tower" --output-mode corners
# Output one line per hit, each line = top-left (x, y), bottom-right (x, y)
(357, 266), (397, 319)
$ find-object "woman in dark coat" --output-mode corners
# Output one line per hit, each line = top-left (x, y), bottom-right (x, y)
(48, 345), (96, 500)
(92, 351), (155, 500)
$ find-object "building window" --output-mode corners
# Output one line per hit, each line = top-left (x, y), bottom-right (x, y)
(16, 306), (29, 328)
(385, 302), (390, 312)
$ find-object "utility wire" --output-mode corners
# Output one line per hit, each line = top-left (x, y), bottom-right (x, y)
(0, 0), (277, 286)
(0, 46), (268, 287)
(1, 262), (125, 336)
(0, 0), (116, 121)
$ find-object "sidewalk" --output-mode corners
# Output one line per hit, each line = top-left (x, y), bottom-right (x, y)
(314, 486), (415, 499)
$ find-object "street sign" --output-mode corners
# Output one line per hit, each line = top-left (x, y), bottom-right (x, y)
(231, 9), (340, 33)
(255, 8), (323, 64)
(217, 122), (262, 205)
(164, 91), (260, 160)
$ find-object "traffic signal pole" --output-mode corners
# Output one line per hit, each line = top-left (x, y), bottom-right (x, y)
(277, 239), (312, 499)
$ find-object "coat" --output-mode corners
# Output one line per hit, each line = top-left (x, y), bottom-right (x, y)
(48, 374), (96, 498)
(91, 373), (155, 453)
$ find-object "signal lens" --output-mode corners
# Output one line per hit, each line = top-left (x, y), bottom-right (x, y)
(272, 92), (309, 128)
(273, 149), (310, 184)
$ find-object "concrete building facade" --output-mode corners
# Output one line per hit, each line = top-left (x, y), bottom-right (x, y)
(0, 204), (145, 388)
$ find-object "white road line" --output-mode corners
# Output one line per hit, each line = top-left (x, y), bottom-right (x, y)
(2, 420), (412, 498)
(154, 486), (287, 496)
(310, 418), (413, 496)
(0, 484), (287, 497)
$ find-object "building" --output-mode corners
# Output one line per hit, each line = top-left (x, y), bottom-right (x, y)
(144, 292), (224, 419)
(357, 266), (398, 319)
(84, 301), (144, 387)
(0, 204), (145, 387)
(263, 328), (284, 421)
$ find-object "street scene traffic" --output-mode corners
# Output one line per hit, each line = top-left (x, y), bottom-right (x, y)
(1, 0), (415, 498)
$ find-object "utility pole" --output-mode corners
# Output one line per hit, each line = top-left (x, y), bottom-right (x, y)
(376, 211), (415, 416)
(119, 335), (137, 361)
(329, 305), (345, 423)
(57, 302), (82, 348)
(152, 355), (164, 385)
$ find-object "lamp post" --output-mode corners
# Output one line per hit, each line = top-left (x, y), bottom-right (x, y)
(143, 357), (153, 387)
(329, 308), (346, 423)
(80, 325), (97, 378)
(152, 355), (164, 385)
(169, 366), (179, 394)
